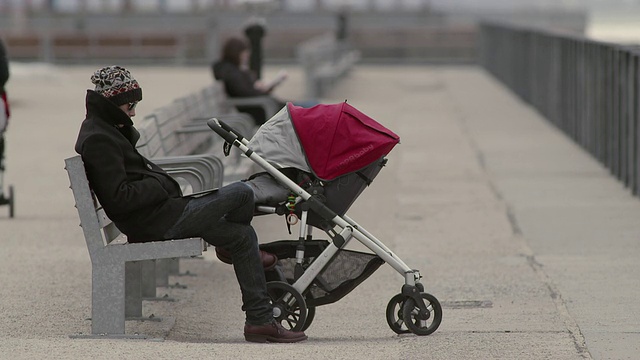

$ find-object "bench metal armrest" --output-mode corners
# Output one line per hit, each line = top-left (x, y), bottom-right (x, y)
(153, 154), (224, 191)
(226, 96), (282, 120)
(191, 113), (254, 124)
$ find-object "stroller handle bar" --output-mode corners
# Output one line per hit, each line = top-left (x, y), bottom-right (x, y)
(218, 119), (249, 142)
(207, 118), (239, 145)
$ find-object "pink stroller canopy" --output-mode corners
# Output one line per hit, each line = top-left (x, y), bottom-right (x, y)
(248, 102), (400, 181)
(288, 102), (399, 180)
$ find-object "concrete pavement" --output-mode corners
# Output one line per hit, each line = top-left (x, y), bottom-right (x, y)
(0, 63), (638, 359)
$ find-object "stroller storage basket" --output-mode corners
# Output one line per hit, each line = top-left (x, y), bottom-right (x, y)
(261, 240), (384, 307)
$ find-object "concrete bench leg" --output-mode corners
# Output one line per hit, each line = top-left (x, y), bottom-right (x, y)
(155, 259), (170, 287)
(165, 257), (198, 277)
(141, 260), (156, 299)
(126, 261), (163, 322)
(70, 262), (156, 339)
(166, 258), (179, 275)
(90, 261), (126, 335)
(141, 260), (175, 302)
(171, 256), (199, 277)
(156, 258), (187, 289)
(125, 261), (143, 319)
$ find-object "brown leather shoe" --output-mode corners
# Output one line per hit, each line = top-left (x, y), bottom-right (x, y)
(244, 321), (308, 343)
(215, 247), (278, 271)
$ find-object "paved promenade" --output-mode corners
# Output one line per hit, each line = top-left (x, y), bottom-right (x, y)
(0, 63), (638, 360)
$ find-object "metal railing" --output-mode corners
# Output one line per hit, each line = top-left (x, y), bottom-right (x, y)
(479, 22), (640, 195)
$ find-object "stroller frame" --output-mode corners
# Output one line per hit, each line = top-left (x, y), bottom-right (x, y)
(209, 118), (442, 336)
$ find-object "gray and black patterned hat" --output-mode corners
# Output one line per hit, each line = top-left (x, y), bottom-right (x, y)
(90, 65), (142, 107)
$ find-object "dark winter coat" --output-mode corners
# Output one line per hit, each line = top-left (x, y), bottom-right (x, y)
(74, 90), (189, 242)
(212, 60), (284, 125)
(212, 60), (266, 98)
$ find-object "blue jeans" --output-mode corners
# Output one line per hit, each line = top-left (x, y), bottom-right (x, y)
(163, 182), (272, 325)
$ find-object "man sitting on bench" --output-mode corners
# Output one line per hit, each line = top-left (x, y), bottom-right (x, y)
(74, 65), (307, 343)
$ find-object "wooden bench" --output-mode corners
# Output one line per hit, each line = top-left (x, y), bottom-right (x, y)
(297, 33), (361, 99)
(65, 155), (213, 338)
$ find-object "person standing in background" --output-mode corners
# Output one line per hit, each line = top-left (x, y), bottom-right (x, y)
(0, 38), (11, 202)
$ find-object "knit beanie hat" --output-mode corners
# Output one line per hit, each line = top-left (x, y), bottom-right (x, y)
(90, 65), (142, 106)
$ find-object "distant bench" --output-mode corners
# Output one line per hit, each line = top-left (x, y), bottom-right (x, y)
(137, 81), (282, 185)
(65, 155), (214, 338)
(297, 33), (361, 99)
(4, 32), (189, 63)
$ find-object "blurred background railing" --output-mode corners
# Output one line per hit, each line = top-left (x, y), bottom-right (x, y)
(479, 22), (640, 196)
(0, 0), (587, 65)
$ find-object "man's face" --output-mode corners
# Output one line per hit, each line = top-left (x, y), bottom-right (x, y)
(119, 101), (138, 118)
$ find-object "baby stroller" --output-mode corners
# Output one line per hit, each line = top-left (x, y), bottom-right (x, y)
(208, 102), (442, 336)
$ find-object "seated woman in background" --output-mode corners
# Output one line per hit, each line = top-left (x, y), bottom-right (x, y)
(212, 36), (285, 125)
(212, 36), (317, 125)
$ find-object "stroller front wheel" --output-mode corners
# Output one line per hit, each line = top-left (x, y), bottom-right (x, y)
(267, 281), (308, 332)
(401, 292), (442, 336)
(386, 294), (412, 334)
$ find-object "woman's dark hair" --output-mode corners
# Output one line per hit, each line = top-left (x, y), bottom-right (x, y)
(221, 37), (249, 66)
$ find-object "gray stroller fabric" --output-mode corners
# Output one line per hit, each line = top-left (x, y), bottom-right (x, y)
(247, 106), (311, 173)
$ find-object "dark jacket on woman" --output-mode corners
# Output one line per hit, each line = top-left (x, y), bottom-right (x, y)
(74, 90), (189, 242)
(212, 60), (284, 125)
(212, 60), (266, 98)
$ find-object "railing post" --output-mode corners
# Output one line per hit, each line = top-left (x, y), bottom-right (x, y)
(478, 22), (640, 199)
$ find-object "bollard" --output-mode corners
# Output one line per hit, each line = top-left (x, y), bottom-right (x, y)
(336, 10), (349, 41)
(244, 18), (266, 80)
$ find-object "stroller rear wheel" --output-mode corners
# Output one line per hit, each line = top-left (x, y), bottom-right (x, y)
(301, 306), (315, 331)
(267, 281), (308, 332)
(401, 292), (442, 336)
(385, 294), (412, 334)
(264, 268), (315, 331)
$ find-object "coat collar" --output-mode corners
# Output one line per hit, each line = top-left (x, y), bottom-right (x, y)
(85, 90), (134, 128)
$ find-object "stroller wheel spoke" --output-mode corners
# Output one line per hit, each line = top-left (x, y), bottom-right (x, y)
(285, 317), (296, 329)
